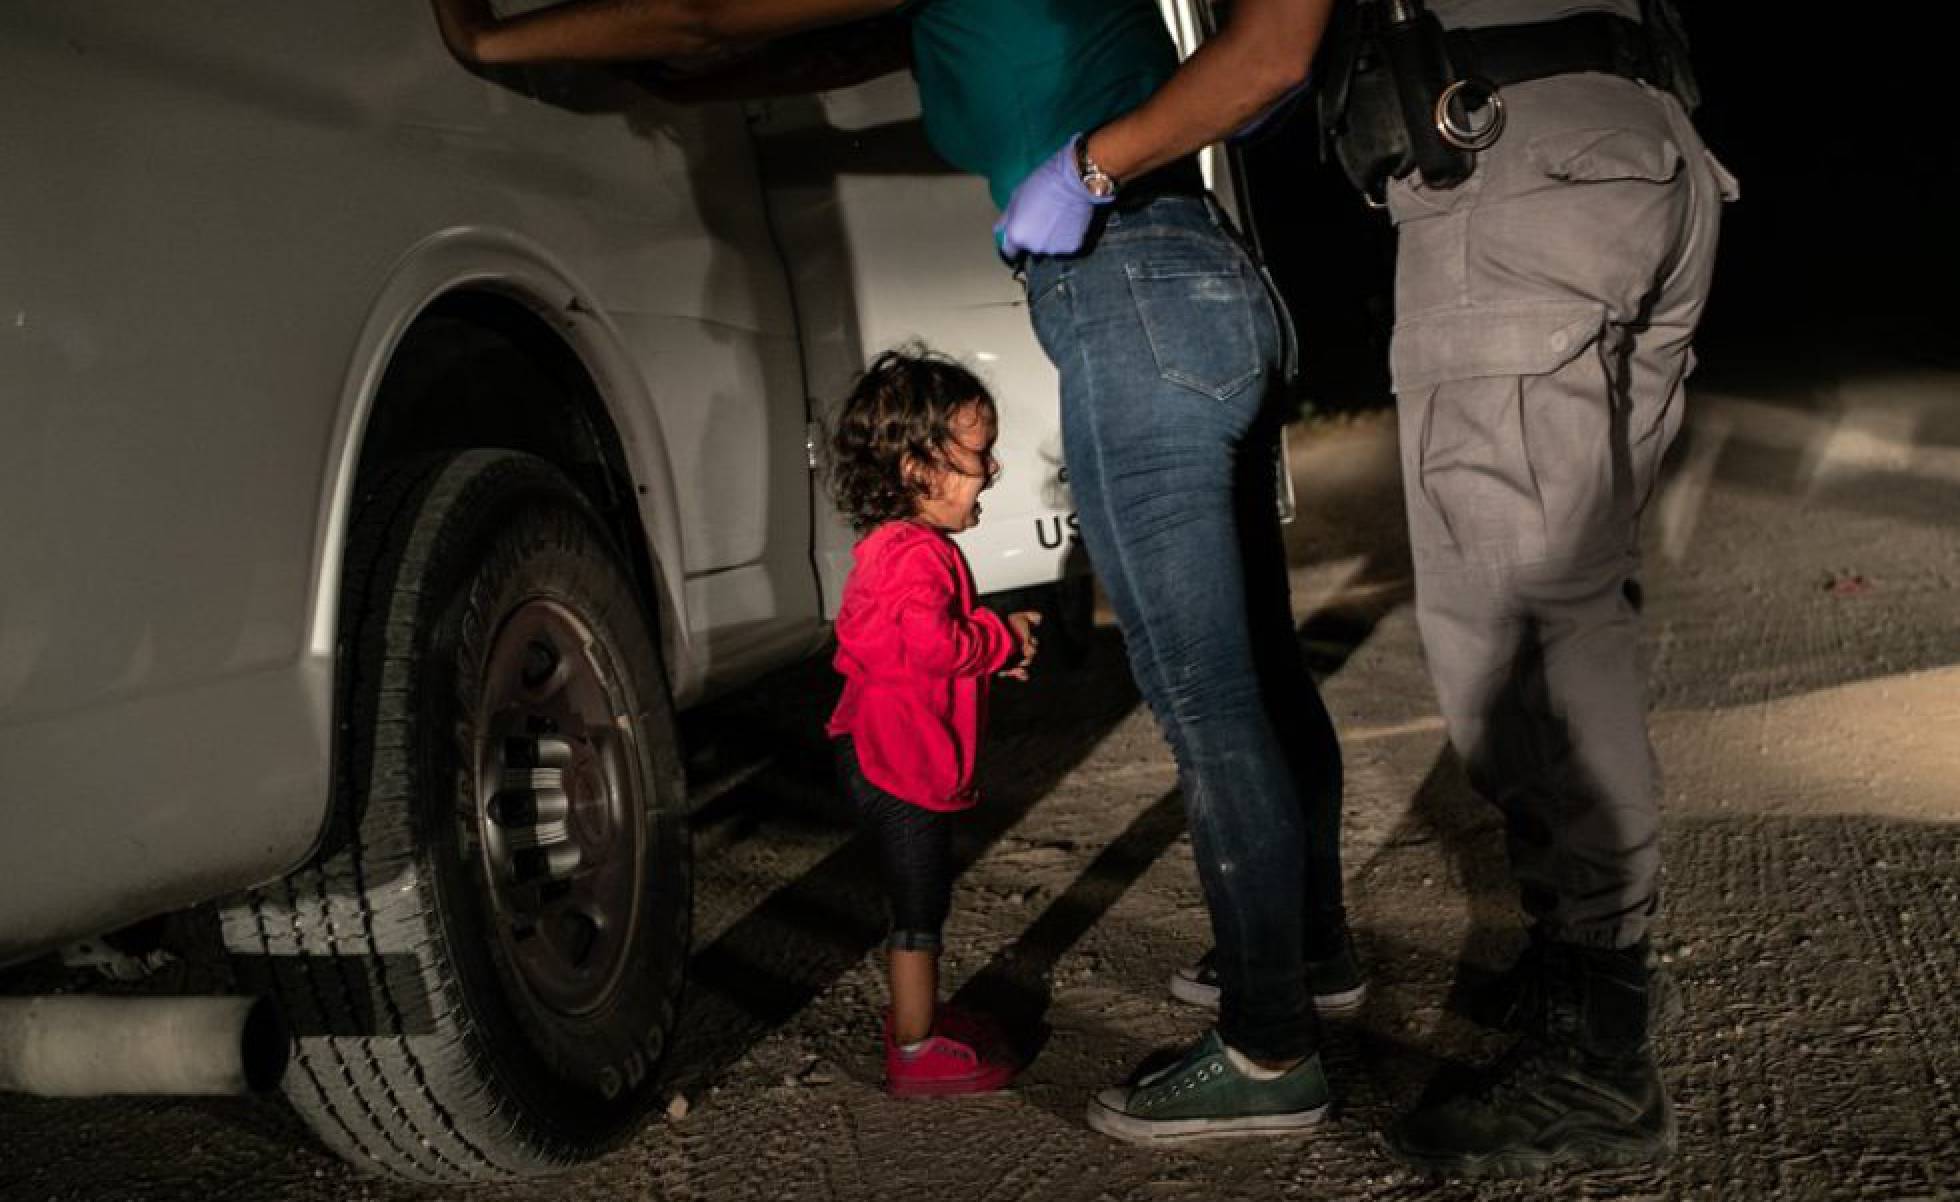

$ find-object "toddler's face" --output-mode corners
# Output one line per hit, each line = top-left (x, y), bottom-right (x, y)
(917, 400), (998, 532)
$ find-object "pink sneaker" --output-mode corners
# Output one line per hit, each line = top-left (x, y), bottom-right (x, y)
(933, 1004), (1010, 1056)
(885, 1031), (1016, 1097)
(881, 1005), (1011, 1055)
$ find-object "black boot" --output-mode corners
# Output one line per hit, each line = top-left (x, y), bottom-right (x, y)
(1388, 941), (1676, 1178)
(1461, 925), (1555, 1033)
(1464, 928), (1683, 1036)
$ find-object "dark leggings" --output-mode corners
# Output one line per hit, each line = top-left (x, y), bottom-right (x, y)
(836, 739), (954, 952)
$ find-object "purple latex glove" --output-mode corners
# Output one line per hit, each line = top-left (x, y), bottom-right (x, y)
(995, 134), (1113, 261)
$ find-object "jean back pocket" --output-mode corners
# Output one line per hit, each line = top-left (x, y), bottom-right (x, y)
(1124, 261), (1262, 400)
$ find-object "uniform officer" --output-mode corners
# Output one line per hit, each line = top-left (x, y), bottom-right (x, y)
(1347, 0), (1734, 1176)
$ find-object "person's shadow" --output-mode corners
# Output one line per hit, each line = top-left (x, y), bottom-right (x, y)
(657, 611), (1144, 1101)
(1281, 410), (1417, 679)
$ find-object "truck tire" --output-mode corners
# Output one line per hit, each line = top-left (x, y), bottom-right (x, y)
(221, 449), (689, 1183)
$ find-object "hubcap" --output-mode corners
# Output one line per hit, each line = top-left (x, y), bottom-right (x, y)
(474, 599), (644, 1019)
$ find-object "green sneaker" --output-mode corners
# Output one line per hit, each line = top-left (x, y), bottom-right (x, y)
(1086, 1030), (1331, 1144)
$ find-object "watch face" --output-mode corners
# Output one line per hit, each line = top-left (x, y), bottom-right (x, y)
(1082, 169), (1117, 199)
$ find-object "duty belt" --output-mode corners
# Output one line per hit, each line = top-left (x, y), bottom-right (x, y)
(1442, 12), (1658, 92)
(1317, 1), (1693, 202)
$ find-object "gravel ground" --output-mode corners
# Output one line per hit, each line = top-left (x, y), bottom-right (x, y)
(2, 353), (1956, 1202)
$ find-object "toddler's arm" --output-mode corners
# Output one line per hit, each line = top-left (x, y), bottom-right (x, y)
(889, 547), (1017, 679)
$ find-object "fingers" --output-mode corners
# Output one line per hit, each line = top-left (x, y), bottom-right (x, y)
(999, 611), (1043, 679)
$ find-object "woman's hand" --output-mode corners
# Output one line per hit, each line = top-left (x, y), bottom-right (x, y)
(994, 136), (1112, 262)
(1000, 610), (1043, 680)
(430, 0), (495, 64)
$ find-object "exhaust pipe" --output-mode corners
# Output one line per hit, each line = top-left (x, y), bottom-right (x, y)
(0, 996), (288, 1097)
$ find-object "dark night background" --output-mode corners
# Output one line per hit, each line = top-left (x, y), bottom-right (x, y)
(1237, 6), (1960, 411)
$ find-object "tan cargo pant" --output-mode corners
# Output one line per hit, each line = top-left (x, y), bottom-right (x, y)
(1388, 73), (1734, 949)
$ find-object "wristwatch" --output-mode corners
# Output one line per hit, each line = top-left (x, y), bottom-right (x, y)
(1076, 136), (1118, 201)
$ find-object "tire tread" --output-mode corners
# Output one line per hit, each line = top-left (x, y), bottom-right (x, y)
(223, 451), (685, 1183)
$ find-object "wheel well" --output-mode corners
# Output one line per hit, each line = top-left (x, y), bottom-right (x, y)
(354, 291), (672, 654)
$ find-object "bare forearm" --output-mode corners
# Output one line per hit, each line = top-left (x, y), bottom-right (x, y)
(444, 0), (904, 65)
(471, 0), (712, 62)
(643, 15), (910, 102)
(1084, 0), (1333, 184)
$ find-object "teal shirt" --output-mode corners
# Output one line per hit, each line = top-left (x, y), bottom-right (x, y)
(902, 0), (1180, 210)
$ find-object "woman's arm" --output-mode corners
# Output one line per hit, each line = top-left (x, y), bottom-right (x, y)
(431, 0), (904, 65)
(995, 0), (1335, 259)
(1084, 0), (1335, 184)
(637, 15), (911, 103)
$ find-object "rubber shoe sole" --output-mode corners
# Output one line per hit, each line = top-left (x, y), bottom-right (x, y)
(1383, 1114), (1677, 1179)
(886, 1060), (1015, 1098)
(1088, 1089), (1329, 1144)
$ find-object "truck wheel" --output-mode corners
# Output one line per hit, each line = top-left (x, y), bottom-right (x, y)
(222, 450), (688, 1183)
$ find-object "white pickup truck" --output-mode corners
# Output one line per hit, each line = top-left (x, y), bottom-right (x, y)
(0, 1), (1246, 1184)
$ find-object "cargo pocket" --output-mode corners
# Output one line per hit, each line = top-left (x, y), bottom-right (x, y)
(1393, 300), (1610, 564)
(1125, 261), (1261, 400)
(1392, 300), (1605, 396)
(1527, 126), (1683, 186)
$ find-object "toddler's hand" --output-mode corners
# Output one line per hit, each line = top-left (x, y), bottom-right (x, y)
(1001, 610), (1042, 680)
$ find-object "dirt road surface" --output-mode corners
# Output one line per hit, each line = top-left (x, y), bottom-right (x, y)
(3, 354), (1955, 1202)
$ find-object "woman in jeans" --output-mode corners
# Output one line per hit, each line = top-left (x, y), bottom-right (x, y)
(431, 0), (1349, 1143)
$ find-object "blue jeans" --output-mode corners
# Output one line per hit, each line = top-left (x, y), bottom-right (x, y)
(1023, 195), (1344, 1061)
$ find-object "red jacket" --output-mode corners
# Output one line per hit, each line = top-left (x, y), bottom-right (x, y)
(826, 521), (1016, 811)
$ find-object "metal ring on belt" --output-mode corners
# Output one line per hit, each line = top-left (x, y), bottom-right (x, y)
(1434, 77), (1506, 151)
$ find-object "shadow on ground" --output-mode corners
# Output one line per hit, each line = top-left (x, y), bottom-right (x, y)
(658, 624), (1147, 1100)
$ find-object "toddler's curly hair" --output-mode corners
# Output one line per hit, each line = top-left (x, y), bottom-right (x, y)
(829, 345), (994, 532)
